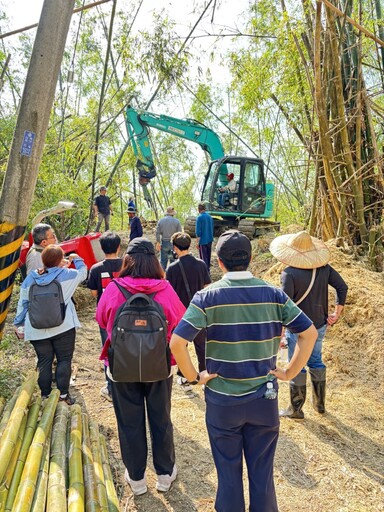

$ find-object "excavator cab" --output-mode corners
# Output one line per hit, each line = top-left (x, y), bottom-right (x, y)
(202, 156), (267, 215)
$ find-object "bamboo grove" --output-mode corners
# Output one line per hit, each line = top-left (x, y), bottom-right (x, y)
(0, 372), (120, 512)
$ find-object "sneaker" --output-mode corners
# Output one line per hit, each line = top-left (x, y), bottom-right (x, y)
(177, 376), (192, 392)
(59, 394), (76, 405)
(156, 465), (177, 492)
(124, 469), (147, 496)
(100, 385), (113, 402)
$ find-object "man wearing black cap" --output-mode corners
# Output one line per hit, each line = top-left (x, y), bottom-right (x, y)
(166, 232), (211, 388)
(127, 207), (143, 241)
(170, 230), (317, 512)
(94, 186), (113, 232)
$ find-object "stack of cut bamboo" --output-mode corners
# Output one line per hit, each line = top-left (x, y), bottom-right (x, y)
(0, 372), (120, 511)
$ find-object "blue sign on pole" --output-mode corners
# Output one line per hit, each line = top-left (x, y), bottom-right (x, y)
(21, 131), (36, 157)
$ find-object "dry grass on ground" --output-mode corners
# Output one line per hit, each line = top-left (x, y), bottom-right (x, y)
(1, 230), (383, 511)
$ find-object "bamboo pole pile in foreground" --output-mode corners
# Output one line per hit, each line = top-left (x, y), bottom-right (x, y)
(0, 372), (120, 511)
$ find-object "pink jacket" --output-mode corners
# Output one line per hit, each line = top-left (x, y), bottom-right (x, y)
(96, 276), (186, 363)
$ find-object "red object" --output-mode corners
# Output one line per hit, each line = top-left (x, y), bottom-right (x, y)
(19, 232), (103, 270)
(226, 172), (234, 180)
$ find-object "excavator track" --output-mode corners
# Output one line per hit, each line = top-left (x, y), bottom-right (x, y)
(237, 219), (280, 239)
(184, 216), (197, 237)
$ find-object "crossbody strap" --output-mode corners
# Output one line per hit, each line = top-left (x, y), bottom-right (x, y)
(178, 259), (192, 302)
(296, 268), (316, 306)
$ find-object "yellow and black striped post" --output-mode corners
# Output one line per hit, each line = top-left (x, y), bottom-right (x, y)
(0, 224), (26, 338)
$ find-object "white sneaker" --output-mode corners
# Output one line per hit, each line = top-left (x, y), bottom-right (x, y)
(156, 465), (177, 492)
(124, 468), (147, 496)
(177, 376), (192, 392)
(100, 385), (112, 402)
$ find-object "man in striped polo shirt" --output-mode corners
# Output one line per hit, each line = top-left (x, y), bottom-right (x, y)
(170, 230), (317, 512)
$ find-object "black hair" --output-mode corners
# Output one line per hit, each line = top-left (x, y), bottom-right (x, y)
(32, 223), (52, 245)
(119, 253), (164, 279)
(219, 257), (250, 272)
(99, 231), (121, 254)
(171, 232), (191, 250)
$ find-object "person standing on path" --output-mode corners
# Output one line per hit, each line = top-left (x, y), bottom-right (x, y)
(96, 237), (185, 496)
(14, 245), (87, 405)
(127, 207), (143, 241)
(155, 206), (182, 271)
(170, 230), (317, 512)
(94, 186), (113, 232)
(269, 231), (348, 419)
(166, 232), (211, 389)
(196, 202), (214, 271)
(25, 223), (57, 275)
(87, 231), (122, 402)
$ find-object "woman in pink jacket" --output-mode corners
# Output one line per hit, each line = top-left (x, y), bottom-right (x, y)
(96, 237), (185, 496)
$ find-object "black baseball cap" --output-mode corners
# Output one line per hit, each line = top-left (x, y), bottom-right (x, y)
(216, 230), (251, 265)
(126, 237), (155, 255)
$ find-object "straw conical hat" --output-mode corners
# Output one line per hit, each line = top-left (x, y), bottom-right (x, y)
(269, 231), (330, 269)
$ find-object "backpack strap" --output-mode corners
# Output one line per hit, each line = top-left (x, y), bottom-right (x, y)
(178, 259), (192, 302)
(296, 268), (316, 306)
(113, 280), (133, 300)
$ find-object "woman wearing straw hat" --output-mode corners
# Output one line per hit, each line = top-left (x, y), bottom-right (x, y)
(270, 231), (348, 418)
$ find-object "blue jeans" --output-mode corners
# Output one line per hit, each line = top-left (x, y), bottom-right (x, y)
(160, 241), (174, 271)
(218, 192), (230, 206)
(286, 324), (327, 371)
(206, 394), (279, 512)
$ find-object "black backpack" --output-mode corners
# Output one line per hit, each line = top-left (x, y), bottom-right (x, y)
(28, 278), (66, 329)
(108, 281), (170, 382)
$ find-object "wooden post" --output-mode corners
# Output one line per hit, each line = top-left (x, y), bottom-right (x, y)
(0, 0), (76, 339)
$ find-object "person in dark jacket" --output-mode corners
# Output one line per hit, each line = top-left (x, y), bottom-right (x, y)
(270, 231), (348, 418)
(94, 186), (112, 232)
(166, 232), (211, 389)
(127, 207), (143, 241)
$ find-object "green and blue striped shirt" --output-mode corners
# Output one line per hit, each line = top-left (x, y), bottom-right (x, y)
(174, 271), (312, 404)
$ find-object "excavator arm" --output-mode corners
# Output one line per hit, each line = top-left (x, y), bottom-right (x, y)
(125, 106), (225, 184)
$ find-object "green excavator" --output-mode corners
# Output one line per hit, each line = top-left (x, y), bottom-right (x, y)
(125, 106), (280, 238)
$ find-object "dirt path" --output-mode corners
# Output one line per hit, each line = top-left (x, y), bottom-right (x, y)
(2, 232), (383, 511)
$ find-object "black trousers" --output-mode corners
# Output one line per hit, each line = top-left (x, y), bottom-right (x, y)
(111, 376), (175, 481)
(31, 328), (76, 397)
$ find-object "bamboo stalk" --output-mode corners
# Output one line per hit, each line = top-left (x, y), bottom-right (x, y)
(4, 398), (42, 511)
(0, 412), (27, 511)
(46, 401), (69, 512)
(12, 389), (59, 512)
(82, 414), (101, 512)
(0, 373), (37, 484)
(0, 386), (21, 438)
(0, 397), (6, 418)
(68, 404), (85, 512)
(89, 420), (108, 511)
(99, 435), (120, 512)
(30, 426), (52, 512)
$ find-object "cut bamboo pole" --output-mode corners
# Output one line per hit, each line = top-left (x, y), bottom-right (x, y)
(12, 389), (59, 512)
(4, 398), (42, 512)
(0, 412), (27, 511)
(89, 421), (108, 512)
(0, 386), (21, 438)
(0, 372), (37, 484)
(30, 425), (52, 512)
(46, 401), (69, 512)
(0, 397), (6, 418)
(68, 404), (84, 512)
(81, 414), (101, 512)
(99, 435), (120, 512)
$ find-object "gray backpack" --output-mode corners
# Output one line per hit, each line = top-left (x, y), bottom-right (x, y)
(108, 281), (170, 382)
(28, 278), (66, 329)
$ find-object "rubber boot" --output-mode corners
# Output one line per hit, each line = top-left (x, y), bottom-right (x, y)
(309, 368), (326, 413)
(279, 372), (307, 419)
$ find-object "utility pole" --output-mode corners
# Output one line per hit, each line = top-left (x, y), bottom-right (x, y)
(0, 0), (76, 339)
